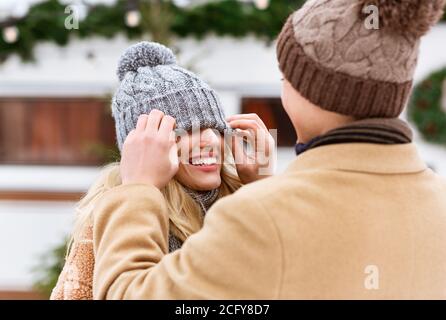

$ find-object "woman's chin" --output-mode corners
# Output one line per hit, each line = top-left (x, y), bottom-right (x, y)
(182, 164), (222, 190)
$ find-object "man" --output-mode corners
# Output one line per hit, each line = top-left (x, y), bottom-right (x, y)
(93, 0), (446, 299)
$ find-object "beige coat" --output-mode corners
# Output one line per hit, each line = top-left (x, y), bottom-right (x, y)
(92, 143), (446, 299)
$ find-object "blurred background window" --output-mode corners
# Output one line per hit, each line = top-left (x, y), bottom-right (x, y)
(0, 97), (117, 166)
(241, 97), (296, 147)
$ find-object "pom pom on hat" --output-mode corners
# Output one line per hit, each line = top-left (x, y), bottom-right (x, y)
(360, 0), (446, 38)
(117, 41), (177, 81)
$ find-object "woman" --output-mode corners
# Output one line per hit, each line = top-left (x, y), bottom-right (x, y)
(50, 42), (273, 300)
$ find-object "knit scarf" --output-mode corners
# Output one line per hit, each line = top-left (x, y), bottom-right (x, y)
(168, 186), (220, 252)
(295, 118), (413, 156)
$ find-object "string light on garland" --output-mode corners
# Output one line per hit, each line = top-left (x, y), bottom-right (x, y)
(172, 0), (191, 8)
(125, 10), (141, 27)
(2, 25), (19, 44)
(0, 16), (22, 44)
(125, 0), (141, 28)
(254, 0), (270, 10)
(0, 0), (27, 44)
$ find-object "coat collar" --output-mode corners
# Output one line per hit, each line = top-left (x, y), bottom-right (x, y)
(286, 143), (427, 175)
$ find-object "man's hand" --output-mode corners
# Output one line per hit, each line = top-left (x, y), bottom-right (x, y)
(120, 109), (178, 189)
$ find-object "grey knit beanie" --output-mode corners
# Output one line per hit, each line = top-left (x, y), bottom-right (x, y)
(112, 41), (228, 150)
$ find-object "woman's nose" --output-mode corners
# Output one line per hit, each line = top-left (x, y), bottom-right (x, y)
(199, 128), (220, 149)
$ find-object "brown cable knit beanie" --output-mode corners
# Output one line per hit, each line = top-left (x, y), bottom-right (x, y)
(277, 0), (446, 118)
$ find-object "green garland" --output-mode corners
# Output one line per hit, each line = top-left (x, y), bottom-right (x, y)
(32, 237), (68, 298)
(409, 67), (446, 146)
(1, 0), (445, 63)
(0, 0), (303, 63)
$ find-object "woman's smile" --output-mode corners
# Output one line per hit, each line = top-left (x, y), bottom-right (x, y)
(188, 150), (220, 172)
(189, 156), (219, 172)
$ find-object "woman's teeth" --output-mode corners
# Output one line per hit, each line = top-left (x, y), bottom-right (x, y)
(191, 157), (217, 166)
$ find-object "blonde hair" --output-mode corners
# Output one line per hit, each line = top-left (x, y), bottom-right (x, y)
(68, 146), (242, 253)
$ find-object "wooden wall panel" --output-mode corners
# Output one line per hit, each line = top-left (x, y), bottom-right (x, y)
(0, 97), (116, 165)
